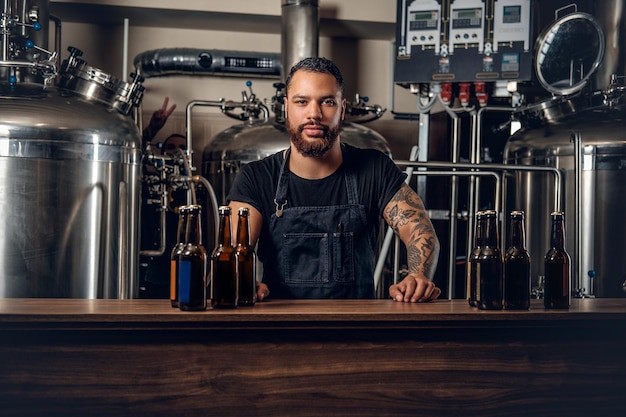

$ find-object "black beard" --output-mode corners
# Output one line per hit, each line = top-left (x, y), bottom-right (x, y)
(287, 120), (341, 158)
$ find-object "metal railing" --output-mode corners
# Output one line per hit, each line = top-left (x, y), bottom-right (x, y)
(375, 160), (563, 299)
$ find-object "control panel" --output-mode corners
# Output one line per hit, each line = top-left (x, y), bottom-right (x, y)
(449, 1), (485, 54)
(399, 0), (442, 56)
(395, 0), (533, 85)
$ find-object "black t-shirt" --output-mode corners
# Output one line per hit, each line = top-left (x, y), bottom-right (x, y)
(227, 143), (406, 262)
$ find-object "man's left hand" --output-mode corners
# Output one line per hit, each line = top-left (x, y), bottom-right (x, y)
(389, 274), (441, 302)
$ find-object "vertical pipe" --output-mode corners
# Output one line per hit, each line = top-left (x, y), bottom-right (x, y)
(571, 132), (583, 295)
(122, 18), (129, 80)
(281, 0), (319, 80)
(1, 0), (10, 62)
(447, 114), (460, 299)
(416, 106), (430, 197)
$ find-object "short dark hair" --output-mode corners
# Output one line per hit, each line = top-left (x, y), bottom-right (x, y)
(285, 57), (344, 97)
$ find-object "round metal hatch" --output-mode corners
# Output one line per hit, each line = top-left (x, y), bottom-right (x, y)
(535, 9), (605, 96)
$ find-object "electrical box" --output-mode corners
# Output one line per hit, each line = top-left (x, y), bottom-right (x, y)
(395, 0), (533, 85)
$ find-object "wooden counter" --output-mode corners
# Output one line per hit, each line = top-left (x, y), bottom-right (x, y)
(1, 298), (625, 416)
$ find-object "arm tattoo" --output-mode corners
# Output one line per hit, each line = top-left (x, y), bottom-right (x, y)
(384, 184), (438, 278)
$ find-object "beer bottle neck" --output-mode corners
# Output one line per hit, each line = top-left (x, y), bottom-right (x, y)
(218, 213), (232, 247)
(237, 215), (250, 247)
(484, 215), (499, 247)
(185, 212), (202, 246)
(176, 213), (187, 244)
(550, 219), (565, 249)
(475, 218), (485, 247)
(510, 218), (526, 248)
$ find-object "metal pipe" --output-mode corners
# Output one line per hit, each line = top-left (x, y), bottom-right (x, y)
(122, 18), (129, 80)
(185, 99), (225, 165)
(192, 175), (220, 245)
(49, 14), (62, 64)
(178, 147), (197, 205)
(380, 160), (563, 298)
(394, 160), (562, 209)
(571, 131), (583, 294)
(281, 0), (319, 81)
(133, 48), (281, 79)
(467, 105), (519, 257)
(447, 113), (461, 299)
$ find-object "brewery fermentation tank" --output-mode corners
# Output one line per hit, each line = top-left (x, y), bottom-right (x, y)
(0, 47), (145, 298)
(504, 10), (626, 297)
(506, 101), (626, 298)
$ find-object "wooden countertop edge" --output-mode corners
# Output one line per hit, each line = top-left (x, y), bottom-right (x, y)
(1, 299), (625, 330)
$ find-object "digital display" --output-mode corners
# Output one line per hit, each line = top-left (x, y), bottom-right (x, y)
(503, 6), (522, 23)
(409, 10), (438, 30)
(411, 11), (437, 22)
(452, 8), (482, 29)
(456, 9), (481, 19)
(225, 57), (275, 68)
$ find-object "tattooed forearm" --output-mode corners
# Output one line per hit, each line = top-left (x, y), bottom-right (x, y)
(384, 184), (440, 279)
(406, 234), (437, 278)
(385, 184), (428, 232)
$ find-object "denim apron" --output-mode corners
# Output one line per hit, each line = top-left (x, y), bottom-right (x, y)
(263, 147), (376, 299)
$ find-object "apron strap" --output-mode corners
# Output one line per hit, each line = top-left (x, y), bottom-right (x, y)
(273, 148), (290, 217)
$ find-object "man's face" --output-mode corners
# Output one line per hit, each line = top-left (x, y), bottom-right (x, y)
(162, 136), (187, 156)
(284, 70), (346, 158)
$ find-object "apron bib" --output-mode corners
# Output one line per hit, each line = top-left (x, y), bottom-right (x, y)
(264, 147), (376, 299)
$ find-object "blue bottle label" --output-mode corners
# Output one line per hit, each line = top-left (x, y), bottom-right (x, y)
(179, 260), (191, 304)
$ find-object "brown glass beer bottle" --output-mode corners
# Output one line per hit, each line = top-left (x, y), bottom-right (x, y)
(211, 206), (237, 309)
(544, 211), (571, 309)
(477, 209), (503, 310)
(178, 204), (208, 311)
(504, 210), (531, 310)
(235, 207), (256, 307)
(170, 205), (189, 308)
(467, 211), (485, 307)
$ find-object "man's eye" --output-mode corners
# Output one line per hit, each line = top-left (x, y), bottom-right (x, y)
(323, 99), (336, 106)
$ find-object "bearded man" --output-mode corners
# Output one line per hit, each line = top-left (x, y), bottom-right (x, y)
(227, 57), (440, 301)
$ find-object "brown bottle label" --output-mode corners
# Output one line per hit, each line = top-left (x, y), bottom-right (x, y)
(170, 260), (176, 300)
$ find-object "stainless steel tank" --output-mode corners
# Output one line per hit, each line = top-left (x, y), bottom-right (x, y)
(505, 100), (626, 298)
(0, 47), (145, 298)
(504, 10), (626, 297)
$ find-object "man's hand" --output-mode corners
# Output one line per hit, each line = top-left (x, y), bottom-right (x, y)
(143, 97), (177, 141)
(149, 97), (176, 131)
(389, 274), (441, 302)
(256, 281), (270, 301)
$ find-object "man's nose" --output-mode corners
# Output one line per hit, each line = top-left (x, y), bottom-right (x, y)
(307, 103), (322, 119)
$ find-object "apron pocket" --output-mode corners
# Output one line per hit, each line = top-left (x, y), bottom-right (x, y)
(282, 233), (329, 284)
(333, 231), (355, 283)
